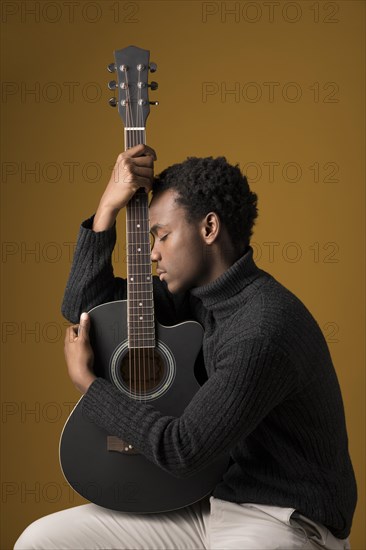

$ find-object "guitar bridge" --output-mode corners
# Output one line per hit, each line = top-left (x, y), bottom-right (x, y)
(107, 436), (139, 454)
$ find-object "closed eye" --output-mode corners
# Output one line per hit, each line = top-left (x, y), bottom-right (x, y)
(159, 234), (169, 242)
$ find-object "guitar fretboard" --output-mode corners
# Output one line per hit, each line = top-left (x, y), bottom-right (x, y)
(125, 130), (155, 349)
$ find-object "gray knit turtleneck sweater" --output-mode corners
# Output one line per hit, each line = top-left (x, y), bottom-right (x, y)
(61, 215), (357, 539)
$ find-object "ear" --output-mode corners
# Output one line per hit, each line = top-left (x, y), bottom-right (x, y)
(200, 212), (220, 245)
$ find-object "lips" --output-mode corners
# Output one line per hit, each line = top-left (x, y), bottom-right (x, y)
(156, 268), (166, 281)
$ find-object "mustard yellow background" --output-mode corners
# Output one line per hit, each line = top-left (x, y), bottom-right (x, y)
(1, 0), (365, 548)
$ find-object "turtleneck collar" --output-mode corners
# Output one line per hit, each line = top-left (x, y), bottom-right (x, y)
(190, 245), (266, 317)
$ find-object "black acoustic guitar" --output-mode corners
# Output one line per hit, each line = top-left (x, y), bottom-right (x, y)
(59, 45), (228, 513)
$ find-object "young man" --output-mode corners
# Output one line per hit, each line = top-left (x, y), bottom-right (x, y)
(15, 145), (357, 549)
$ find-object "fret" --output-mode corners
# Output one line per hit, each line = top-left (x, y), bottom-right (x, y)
(128, 290), (154, 294)
(128, 295), (154, 298)
(128, 348), (155, 349)
(128, 338), (155, 341)
(128, 302), (154, 306)
(128, 337), (155, 339)
(127, 216), (150, 222)
(127, 280), (153, 285)
(128, 335), (155, 338)
(128, 337), (155, 340)
(128, 336), (155, 338)
(128, 328), (155, 331)
(129, 314), (154, 319)
(128, 333), (155, 336)
(127, 264), (152, 268)
(127, 276), (153, 280)
(128, 325), (154, 329)
(128, 295), (154, 299)
(128, 328), (155, 332)
(127, 265), (150, 269)
(127, 281), (153, 285)
(128, 333), (155, 338)
(128, 334), (155, 338)
(129, 335), (155, 339)
(128, 310), (154, 314)
(129, 312), (154, 316)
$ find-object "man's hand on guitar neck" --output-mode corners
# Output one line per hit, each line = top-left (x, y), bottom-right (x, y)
(93, 144), (157, 232)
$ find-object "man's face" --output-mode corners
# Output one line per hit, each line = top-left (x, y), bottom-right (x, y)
(149, 189), (209, 294)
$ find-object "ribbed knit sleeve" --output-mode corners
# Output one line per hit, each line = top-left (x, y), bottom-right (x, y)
(82, 336), (297, 479)
(61, 215), (126, 324)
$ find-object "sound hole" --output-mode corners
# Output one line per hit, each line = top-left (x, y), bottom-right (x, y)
(119, 348), (166, 396)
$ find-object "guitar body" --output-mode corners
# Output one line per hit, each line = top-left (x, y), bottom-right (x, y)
(60, 300), (228, 513)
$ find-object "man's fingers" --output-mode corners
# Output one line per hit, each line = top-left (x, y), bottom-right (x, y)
(65, 325), (77, 344)
(125, 164), (154, 179)
(136, 167), (154, 180)
(120, 144), (157, 161)
(118, 156), (154, 172)
(78, 312), (90, 339)
(114, 158), (153, 180)
(113, 161), (153, 192)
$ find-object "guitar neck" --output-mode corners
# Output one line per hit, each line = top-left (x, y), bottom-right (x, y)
(125, 129), (155, 349)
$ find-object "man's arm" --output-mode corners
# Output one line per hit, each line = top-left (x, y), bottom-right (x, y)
(64, 306), (298, 480)
(61, 214), (126, 324)
(80, 334), (297, 478)
(61, 144), (156, 324)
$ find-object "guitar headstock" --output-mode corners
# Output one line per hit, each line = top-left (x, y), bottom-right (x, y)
(107, 45), (158, 129)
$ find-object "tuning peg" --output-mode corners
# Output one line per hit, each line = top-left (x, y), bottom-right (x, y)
(107, 63), (116, 73)
(149, 62), (157, 73)
(109, 97), (117, 107)
(108, 80), (118, 90)
(149, 101), (159, 105)
(148, 81), (158, 90)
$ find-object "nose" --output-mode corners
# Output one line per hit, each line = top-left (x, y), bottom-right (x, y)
(150, 239), (161, 263)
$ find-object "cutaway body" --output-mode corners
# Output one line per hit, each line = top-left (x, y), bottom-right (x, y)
(60, 300), (228, 513)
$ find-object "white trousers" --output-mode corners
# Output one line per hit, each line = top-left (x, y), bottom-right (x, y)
(14, 496), (351, 550)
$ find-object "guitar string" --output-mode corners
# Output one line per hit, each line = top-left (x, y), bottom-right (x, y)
(137, 74), (144, 400)
(137, 78), (144, 400)
(125, 69), (134, 401)
(137, 76), (154, 400)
